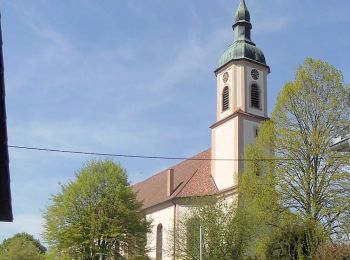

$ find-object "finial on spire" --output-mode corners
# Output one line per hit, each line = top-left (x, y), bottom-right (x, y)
(235, 0), (250, 22)
(233, 0), (252, 43)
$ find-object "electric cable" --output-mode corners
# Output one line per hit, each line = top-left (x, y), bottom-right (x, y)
(8, 145), (349, 162)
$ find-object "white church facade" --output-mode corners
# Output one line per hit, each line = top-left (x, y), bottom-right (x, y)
(133, 1), (270, 259)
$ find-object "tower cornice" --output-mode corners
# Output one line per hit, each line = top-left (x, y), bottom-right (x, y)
(210, 109), (269, 130)
(215, 58), (270, 76)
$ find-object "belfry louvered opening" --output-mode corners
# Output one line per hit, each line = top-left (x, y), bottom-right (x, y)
(222, 86), (230, 111)
(250, 84), (260, 109)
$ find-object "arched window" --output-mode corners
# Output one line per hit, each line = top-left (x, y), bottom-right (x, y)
(156, 224), (163, 260)
(250, 84), (260, 109)
(222, 86), (230, 111)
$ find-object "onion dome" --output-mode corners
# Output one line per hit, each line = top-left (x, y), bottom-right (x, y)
(217, 0), (268, 70)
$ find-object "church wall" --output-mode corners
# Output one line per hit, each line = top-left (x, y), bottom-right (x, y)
(242, 118), (260, 154)
(177, 204), (194, 224)
(176, 190), (237, 219)
(145, 203), (175, 260)
(211, 117), (239, 190)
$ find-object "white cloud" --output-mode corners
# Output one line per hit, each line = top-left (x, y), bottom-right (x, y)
(141, 27), (229, 95)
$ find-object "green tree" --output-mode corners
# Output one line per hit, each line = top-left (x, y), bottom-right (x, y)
(43, 159), (151, 259)
(272, 58), (350, 238)
(170, 197), (251, 260)
(263, 218), (324, 260)
(0, 232), (46, 260)
(239, 121), (284, 257)
(240, 58), (350, 257)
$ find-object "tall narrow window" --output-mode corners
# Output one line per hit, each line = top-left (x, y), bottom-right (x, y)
(222, 86), (230, 111)
(251, 84), (260, 109)
(254, 127), (259, 138)
(156, 224), (163, 260)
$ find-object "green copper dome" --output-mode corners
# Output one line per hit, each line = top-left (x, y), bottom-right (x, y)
(218, 41), (266, 68)
(217, 0), (268, 70)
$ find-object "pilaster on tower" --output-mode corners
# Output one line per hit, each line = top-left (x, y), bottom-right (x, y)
(211, 0), (270, 191)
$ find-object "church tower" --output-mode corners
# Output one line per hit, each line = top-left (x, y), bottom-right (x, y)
(211, 0), (270, 191)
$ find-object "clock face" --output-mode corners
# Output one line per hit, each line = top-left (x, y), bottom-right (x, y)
(251, 69), (259, 80)
(223, 72), (229, 83)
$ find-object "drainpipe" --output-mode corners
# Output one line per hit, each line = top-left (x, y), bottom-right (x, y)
(171, 199), (177, 260)
(95, 253), (105, 260)
(200, 226), (203, 260)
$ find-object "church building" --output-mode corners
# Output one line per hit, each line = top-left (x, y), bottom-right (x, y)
(133, 0), (270, 259)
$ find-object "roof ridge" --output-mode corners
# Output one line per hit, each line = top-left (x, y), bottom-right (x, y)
(133, 148), (210, 186)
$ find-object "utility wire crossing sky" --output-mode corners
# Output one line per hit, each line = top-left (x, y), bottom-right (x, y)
(8, 145), (349, 162)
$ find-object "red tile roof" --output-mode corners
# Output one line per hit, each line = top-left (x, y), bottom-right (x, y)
(132, 149), (218, 209)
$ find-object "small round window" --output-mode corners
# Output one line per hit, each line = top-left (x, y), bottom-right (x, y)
(251, 69), (259, 80)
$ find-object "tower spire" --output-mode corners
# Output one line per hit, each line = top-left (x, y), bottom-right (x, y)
(235, 0), (250, 22)
(217, 0), (268, 69)
(233, 0), (253, 44)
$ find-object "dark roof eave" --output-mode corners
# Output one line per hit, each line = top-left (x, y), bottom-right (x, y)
(330, 137), (350, 152)
(141, 191), (218, 211)
(141, 197), (176, 212)
(215, 57), (270, 75)
(143, 186), (237, 210)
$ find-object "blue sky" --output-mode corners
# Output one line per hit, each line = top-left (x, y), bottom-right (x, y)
(0, 0), (349, 244)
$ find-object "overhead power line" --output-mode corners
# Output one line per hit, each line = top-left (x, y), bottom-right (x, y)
(8, 145), (281, 161)
(8, 145), (349, 162)
(9, 145), (247, 161)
